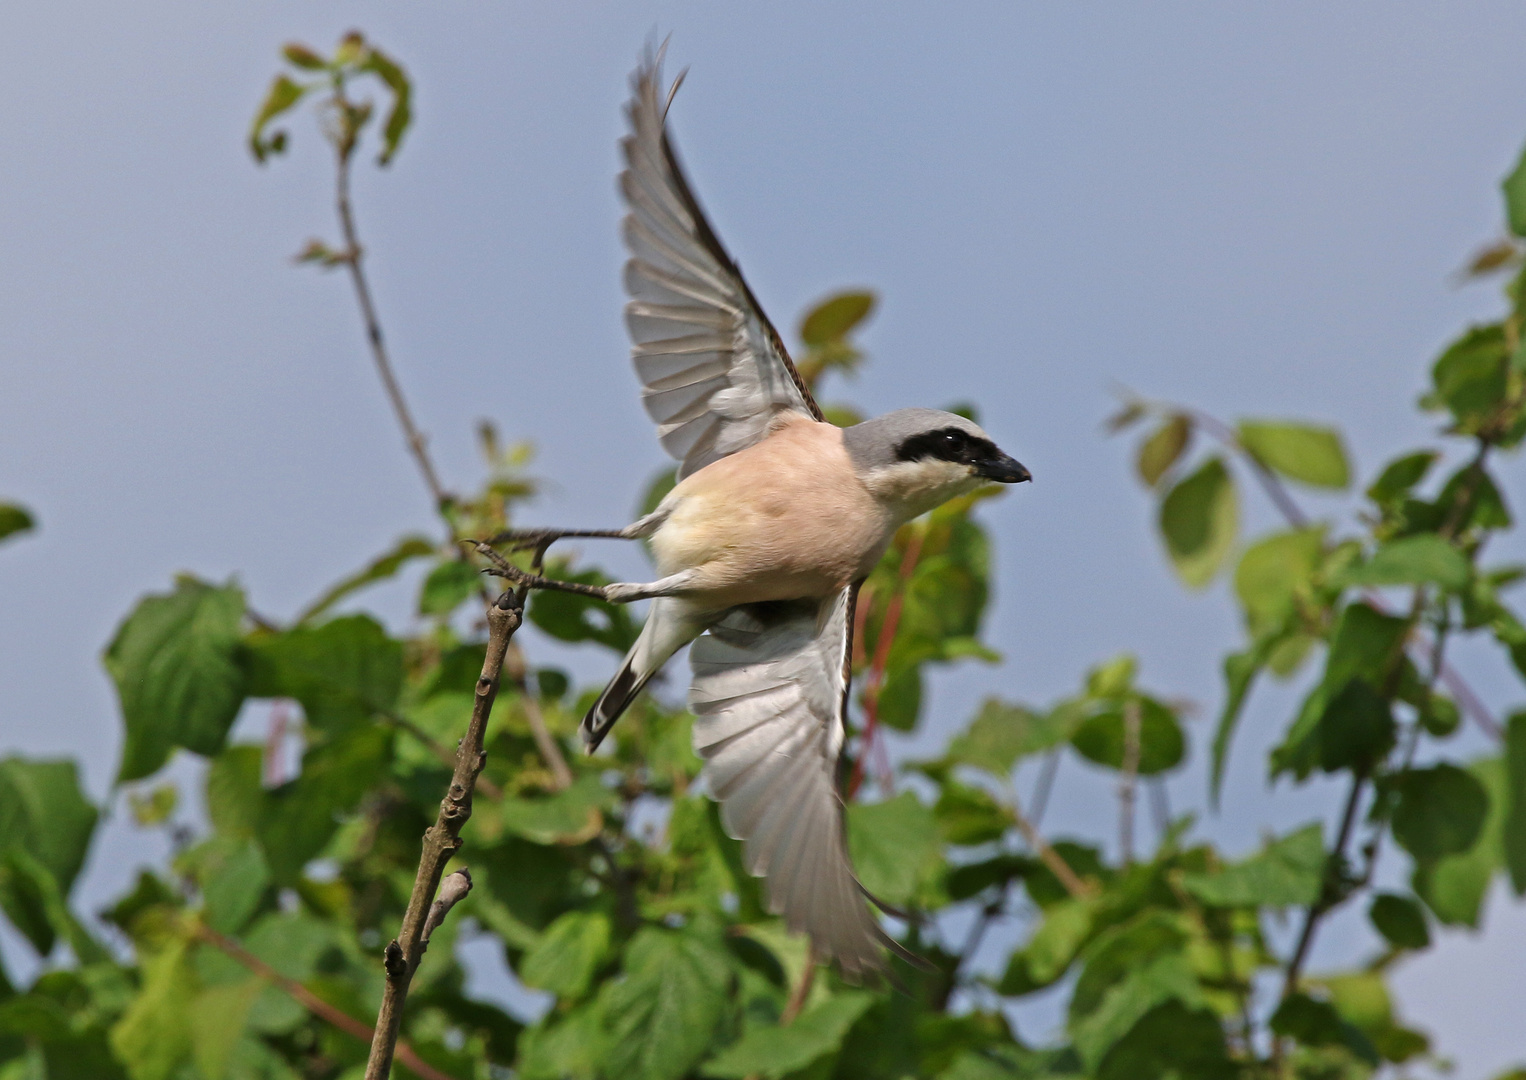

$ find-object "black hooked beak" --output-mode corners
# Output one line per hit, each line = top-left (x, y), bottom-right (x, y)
(976, 452), (1032, 484)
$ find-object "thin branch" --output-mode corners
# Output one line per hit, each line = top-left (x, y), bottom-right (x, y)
(1187, 404), (1505, 742)
(1118, 699), (1142, 865)
(505, 642), (573, 791)
(780, 947), (817, 1025)
(1281, 769), (1367, 1000)
(849, 528), (925, 798)
(364, 591), (522, 1080)
(1026, 751), (1061, 829)
(1185, 408), (1309, 529)
(331, 120), (450, 511)
(1147, 779), (1171, 841)
(1011, 795), (1095, 901)
(195, 923), (455, 1080)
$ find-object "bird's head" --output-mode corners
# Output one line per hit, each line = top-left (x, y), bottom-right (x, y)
(844, 408), (1030, 522)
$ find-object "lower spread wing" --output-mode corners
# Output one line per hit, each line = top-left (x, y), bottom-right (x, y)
(688, 587), (888, 977)
(621, 52), (823, 480)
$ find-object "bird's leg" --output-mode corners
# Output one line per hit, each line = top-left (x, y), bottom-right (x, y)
(484, 509), (667, 554)
(485, 527), (631, 553)
(471, 542), (696, 603)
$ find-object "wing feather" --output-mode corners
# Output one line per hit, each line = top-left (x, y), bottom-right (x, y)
(621, 52), (823, 479)
(689, 588), (888, 976)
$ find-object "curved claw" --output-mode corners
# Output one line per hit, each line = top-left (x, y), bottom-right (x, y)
(472, 542), (610, 600)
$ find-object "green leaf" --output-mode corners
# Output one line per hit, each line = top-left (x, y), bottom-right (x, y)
(1270, 993), (1377, 1064)
(528, 565), (639, 654)
(945, 854), (1034, 901)
(947, 698), (1080, 775)
(800, 292), (875, 347)
(1325, 602), (1409, 691)
(520, 911), (612, 1000)
(128, 784), (176, 827)
(295, 534), (433, 623)
(1210, 642), (1268, 806)
(1504, 138), (1526, 236)
(1427, 324), (1508, 428)
(1158, 457), (1238, 589)
(934, 783), (1012, 846)
(0, 759), (97, 903)
(1180, 823), (1324, 907)
(1368, 893), (1430, 950)
(1508, 712), (1526, 894)
(358, 44), (413, 165)
(875, 663), (923, 732)
(419, 559), (482, 616)
(1094, 1000), (1231, 1080)
(0, 504), (34, 545)
(1234, 527), (1324, 634)
(1414, 756), (1507, 926)
(1136, 415), (1190, 487)
(1070, 698), (1184, 776)
(846, 792), (942, 906)
(0, 848), (106, 962)
(1238, 420), (1350, 488)
(599, 924), (731, 1080)
(501, 774), (614, 845)
(1316, 679), (1396, 774)
(280, 42), (327, 70)
(198, 838), (270, 935)
(189, 978), (263, 1080)
(998, 897), (1097, 994)
(110, 938), (196, 1080)
(259, 725), (391, 883)
(703, 992), (874, 1078)
(249, 74), (308, 162)
(1342, 534), (1470, 591)
(1393, 763), (1490, 860)
(1367, 450), (1438, 505)
(108, 578), (247, 782)
(1070, 951), (1200, 1071)
(1275, 602), (1408, 779)
(245, 614), (402, 734)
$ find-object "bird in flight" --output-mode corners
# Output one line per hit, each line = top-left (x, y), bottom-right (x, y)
(487, 49), (1030, 977)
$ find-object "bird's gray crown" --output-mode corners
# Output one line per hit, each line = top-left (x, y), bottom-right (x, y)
(841, 408), (993, 475)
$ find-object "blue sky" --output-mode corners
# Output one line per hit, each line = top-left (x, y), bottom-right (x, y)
(2, 2), (1526, 1074)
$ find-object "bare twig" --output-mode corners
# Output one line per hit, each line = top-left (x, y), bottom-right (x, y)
(1026, 751), (1061, 829)
(364, 591), (522, 1080)
(1280, 768), (1368, 1001)
(195, 923), (454, 1080)
(1011, 796), (1095, 900)
(1118, 698), (1142, 865)
(505, 642), (573, 790)
(781, 947), (817, 1025)
(331, 114), (449, 512)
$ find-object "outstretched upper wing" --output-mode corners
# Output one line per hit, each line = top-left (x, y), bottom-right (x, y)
(620, 54), (823, 480)
(688, 588), (889, 978)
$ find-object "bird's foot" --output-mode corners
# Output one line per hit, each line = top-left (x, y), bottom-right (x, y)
(468, 541), (611, 600)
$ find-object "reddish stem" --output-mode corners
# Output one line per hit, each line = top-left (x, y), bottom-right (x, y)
(848, 528), (925, 798)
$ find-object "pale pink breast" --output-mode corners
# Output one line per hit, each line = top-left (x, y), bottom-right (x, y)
(650, 417), (891, 606)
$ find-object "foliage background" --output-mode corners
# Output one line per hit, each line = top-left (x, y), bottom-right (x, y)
(4, 3), (1526, 1078)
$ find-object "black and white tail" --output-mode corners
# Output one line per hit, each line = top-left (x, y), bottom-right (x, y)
(578, 596), (705, 752)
